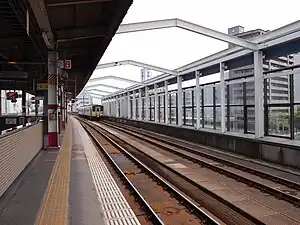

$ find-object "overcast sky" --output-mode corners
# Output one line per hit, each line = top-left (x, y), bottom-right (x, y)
(87, 0), (300, 101)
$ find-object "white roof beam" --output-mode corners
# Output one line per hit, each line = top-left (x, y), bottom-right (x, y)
(83, 90), (105, 96)
(96, 60), (178, 76)
(89, 95), (102, 99)
(85, 83), (124, 90)
(89, 75), (143, 85)
(103, 19), (300, 100)
(86, 92), (104, 97)
(255, 20), (300, 43)
(117, 18), (257, 50)
(85, 88), (112, 94)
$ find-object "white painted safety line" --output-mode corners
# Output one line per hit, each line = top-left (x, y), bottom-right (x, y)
(72, 118), (141, 225)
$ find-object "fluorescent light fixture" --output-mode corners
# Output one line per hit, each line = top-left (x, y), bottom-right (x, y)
(42, 32), (50, 48)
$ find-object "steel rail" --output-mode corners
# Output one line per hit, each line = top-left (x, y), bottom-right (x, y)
(79, 118), (221, 225)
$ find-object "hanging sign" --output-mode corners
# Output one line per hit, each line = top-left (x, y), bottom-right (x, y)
(64, 60), (72, 69)
(37, 83), (48, 90)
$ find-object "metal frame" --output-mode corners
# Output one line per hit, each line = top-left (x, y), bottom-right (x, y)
(104, 19), (300, 98)
(96, 60), (178, 75)
(101, 18), (300, 141)
(85, 89), (112, 94)
(117, 18), (257, 50)
(85, 83), (123, 90)
(89, 75), (144, 85)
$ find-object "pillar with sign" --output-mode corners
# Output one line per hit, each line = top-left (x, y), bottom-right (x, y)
(48, 51), (59, 147)
(58, 59), (71, 128)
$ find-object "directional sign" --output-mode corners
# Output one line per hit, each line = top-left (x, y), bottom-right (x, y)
(37, 83), (48, 90)
(64, 60), (72, 69)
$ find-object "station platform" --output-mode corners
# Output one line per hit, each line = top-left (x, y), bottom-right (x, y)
(0, 116), (138, 225)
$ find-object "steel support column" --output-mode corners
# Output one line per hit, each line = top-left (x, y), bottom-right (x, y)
(145, 86), (149, 121)
(177, 76), (183, 126)
(195, 71), (201, 129)
(61, 85), (65, 129)
(47, 51), (59, 147)
(116, 96), (119, 117)
(119, 96), (121, 117)
(65, 94), (68, 124)
(127, 92), (131, 119)
(122, 95), (125, 118)
(254, 51), (264, 138)
(220, 63), (226, 132)
(107, 99), (110, 116)
(132, 91), (136, 119)
(138, 89), (142, 120)
(154, 84), (158, 122)
(164, 81), (168, 124)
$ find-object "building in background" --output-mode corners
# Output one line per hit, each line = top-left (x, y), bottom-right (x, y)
(293, 54), (300, 106)
(228, 26), (292, 134)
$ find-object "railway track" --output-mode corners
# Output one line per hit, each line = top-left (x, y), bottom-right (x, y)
(86, 119), (300, 224)
(78, 117), (266, 225)
(79, 119), (222, 225)
(100, 120), (300, 208)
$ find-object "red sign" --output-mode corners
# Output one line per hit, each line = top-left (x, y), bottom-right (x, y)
(64, 60), (72, 69)
(6, 91), (17, 100)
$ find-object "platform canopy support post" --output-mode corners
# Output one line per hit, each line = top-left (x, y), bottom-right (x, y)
(116, 96), (119, 117)
(164, 81), (168, 124)
(177, 75), (183, 126)
(195, 71), (201, 129)
(132, 90), (136, 120)
(254, 50), (264, 138)
(61, 85), (65, 129)
(220, 63), (226, 133)
(145, 86), (149, 121)
(138, 89), (142, 120)
(127, 92), (131, 119)
(48, 51), (59, 147)
(65, 93), (67, 124)
(154, 84), (158, 122)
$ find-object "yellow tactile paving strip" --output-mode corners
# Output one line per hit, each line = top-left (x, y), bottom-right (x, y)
(35, 122), (72, 225)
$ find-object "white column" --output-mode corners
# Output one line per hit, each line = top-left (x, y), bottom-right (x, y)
(127, 92), (131, 119)
(121, 96), (124, 117)
(116, 96), (119, 117)
(47, 51), (58, 147)
(122, 95), (125, 118)
(145, 86), (149, 121)
(220, 63), (226, 132)
(195, 71), (201, 129)
(138, 89), (142, 120)
(254, 50), (264, 138)
(164, 81), (168, 124)
(177, 76), (183, 126)
(132, 91), (136, 119)
(109, 99), (112, 117)
(154, 84), (158, 122)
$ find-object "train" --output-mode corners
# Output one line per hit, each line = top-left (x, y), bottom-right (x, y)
(77, 104), (104, 120)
